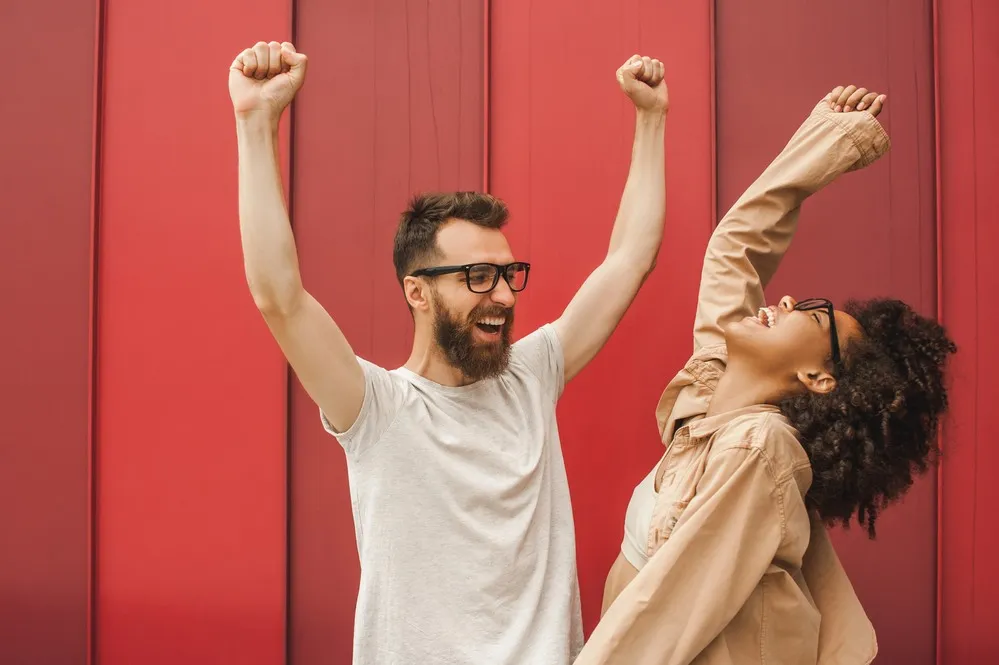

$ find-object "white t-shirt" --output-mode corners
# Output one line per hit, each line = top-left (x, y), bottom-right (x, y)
(321, 324), (583, 665)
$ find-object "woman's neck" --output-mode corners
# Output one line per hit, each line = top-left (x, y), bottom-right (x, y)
(706, 359), (785, 417)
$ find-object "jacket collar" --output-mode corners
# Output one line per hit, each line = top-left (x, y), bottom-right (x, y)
(685, 403), (782, 440)
(655, 343), (779, 443)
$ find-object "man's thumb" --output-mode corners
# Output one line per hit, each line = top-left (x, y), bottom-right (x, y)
(617, 59), (642, 85)
(283, 48), (307, 69)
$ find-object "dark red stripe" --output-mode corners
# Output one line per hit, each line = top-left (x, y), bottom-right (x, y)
(88, 0), (108, 662)
(0, 1), (98, 663)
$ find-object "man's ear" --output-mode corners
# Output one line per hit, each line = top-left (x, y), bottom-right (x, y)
(796, 368), (837, 395)
(403, 276), (431, 312)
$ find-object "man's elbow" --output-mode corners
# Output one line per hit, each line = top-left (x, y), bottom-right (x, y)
(601, 253), (657, 294)
(629, 250), (660, 284)
(606, 246), (657, 275)
(633, 256), (657, 289)
(645, 250), (660, 277)
(248, 275), (305, 318)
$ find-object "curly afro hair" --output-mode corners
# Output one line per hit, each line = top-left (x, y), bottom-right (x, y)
(778, 298), (956, 538)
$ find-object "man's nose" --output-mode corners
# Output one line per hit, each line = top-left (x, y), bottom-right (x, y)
(490, 278), (516, 307)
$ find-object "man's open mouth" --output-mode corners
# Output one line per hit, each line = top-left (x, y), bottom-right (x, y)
(475, 315), (506, 335)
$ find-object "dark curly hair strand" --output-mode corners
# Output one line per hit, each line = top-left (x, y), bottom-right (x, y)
(779, 298), (957, 538)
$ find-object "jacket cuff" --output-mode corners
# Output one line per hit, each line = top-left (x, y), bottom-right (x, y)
(809, 100), (891, 169)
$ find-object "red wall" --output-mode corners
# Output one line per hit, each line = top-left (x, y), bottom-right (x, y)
(937, 0), (999, 661)
(715, 2), (938, 662)
(94, 0), (290, 663)
(1, 1), (997, 663)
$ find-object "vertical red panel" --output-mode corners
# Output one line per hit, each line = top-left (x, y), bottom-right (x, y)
(490, 0), (715, 635)
(937, 0), (999, 661)
(288, 2), (484, 663)
(95, 2), (290, 664)
(715, 2), (937, 662)
(0, 1), (97, 663)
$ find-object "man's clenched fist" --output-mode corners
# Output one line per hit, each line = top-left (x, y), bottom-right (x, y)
(229, 41), (308, 118)
(617, 55), (668, 114)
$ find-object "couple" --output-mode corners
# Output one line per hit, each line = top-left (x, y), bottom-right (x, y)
(229, 41), (955, 664)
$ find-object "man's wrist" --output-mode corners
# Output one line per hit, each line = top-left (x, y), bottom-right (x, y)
(635, 108), (667, 128)
(235, 110), (280, 137)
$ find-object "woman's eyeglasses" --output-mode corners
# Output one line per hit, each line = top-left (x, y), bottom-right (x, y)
(795, 298), (842, 373)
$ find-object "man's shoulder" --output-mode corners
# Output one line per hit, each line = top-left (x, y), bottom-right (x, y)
(510, 323), (559, 353)
(355, 356), (415, 391)
(508, 324), (562, 374)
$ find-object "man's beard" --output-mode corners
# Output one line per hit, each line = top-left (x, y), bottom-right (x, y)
(433, 302), (514, 381)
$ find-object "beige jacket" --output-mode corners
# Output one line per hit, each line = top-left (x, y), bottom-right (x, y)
(575, 101), (891, 665)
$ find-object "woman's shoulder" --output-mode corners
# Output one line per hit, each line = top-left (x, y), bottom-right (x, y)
(712, 408), (810, 480)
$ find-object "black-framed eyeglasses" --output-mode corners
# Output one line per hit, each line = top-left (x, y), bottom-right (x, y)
(794, 298), (842, 372)
(409, 262), (531, 294)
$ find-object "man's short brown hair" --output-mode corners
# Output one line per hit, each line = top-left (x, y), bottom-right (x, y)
(393, 192), (509, 286)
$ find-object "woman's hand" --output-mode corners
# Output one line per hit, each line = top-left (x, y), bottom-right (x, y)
(826, 85), (886, 116)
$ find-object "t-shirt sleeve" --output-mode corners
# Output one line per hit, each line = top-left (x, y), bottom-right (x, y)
(319, 357), (403, 456)
(513, 323), (566, 403)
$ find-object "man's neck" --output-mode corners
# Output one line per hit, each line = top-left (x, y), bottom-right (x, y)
(404, 333), (473, 387)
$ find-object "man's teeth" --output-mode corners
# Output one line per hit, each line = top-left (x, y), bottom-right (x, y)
(478, 317), (506, 326)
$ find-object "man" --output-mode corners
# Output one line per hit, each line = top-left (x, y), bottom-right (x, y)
(228, 40), (668, 664)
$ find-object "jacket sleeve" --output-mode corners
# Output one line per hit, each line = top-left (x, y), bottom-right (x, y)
(574, 447), (785, 665)
(692, 101), (891, 350)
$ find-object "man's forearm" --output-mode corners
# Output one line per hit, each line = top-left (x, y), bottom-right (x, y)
(236, 114), (304, 314)
(549, 55), (667, 382)
(606, 109), (667, 270)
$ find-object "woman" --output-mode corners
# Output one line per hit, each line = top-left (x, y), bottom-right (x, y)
(577, 86), (956, 664)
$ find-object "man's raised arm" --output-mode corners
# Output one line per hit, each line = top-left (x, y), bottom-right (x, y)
(692, 86), (890, 350)
(230, 41), (364, 433)
(553, 55), (668, 382)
